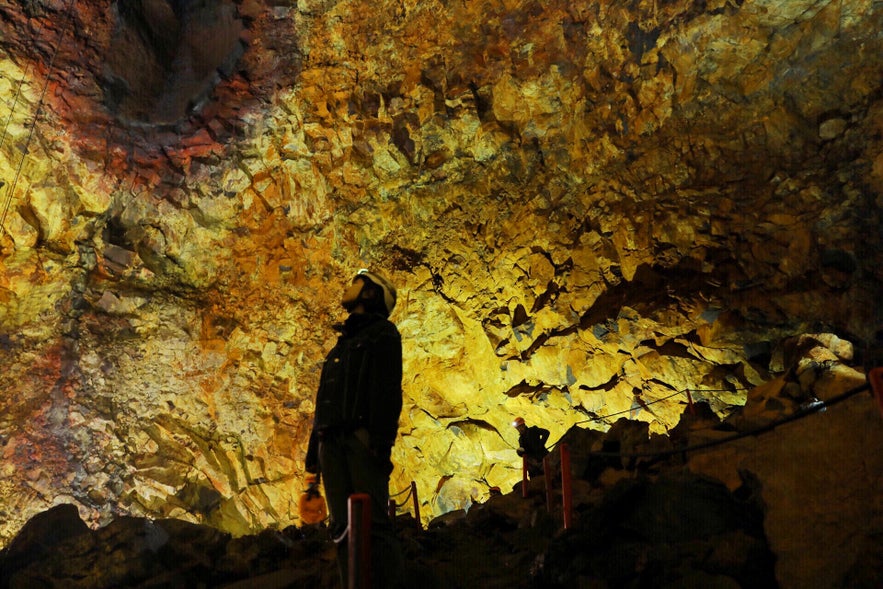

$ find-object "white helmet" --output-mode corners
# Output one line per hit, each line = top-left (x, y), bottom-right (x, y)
(355, 269), (397, 315)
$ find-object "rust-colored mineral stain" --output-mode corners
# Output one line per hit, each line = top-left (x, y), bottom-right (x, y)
(1, 0), (299, 185)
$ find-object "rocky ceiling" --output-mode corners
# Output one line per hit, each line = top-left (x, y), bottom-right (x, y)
(0, 0), (881, 545)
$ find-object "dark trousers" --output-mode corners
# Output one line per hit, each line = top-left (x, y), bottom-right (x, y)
(526, 456), (545, 478)
(319, 432), (402, 588)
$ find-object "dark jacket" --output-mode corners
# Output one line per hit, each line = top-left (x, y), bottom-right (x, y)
(518, 425), (550, 461)
(305, 312), (402, 473)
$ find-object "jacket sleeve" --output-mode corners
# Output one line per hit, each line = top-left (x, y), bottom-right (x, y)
(305, 428), (320, 474)
(366, 322), (403, 449)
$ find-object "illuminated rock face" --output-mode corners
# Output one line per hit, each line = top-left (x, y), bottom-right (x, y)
(0, 0), (881, 547)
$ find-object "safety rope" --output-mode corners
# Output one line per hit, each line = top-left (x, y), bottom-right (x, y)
(389, 484), (413, 508)
(0, 0), (77, 235)
(331, 523), (349, 544)
(389, 484), (411, 498)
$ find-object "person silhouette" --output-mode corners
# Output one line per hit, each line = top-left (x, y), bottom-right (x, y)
(512, 416), (549, 477)
(304, 269), (403, 588)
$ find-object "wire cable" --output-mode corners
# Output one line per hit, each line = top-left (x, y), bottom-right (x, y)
(390, 484), (412, 498)
(545, 385), (750, 450)
(585, 381), (870, 460)
(0, 62), (32, 153)
(390, 485), (414, 508)
(1, 0), (77, 235)
(571, 386), (750, 428)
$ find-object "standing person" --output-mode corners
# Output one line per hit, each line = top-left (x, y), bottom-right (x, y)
(513, 416), (549, 477)
(304, 268), (403, 588)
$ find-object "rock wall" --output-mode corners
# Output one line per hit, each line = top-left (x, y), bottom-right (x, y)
(1, 0), (882, 545)
(1, 336), (879, 588)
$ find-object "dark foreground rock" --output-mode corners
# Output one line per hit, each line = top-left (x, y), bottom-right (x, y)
(533, 473), (776, 588)
(0, 459), (775, 589)
(0, 474), (773, 589)
(0, 505), (338, 588)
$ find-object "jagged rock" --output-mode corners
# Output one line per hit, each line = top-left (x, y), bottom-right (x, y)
(0, 504), (90, 586)
(0, 509), (337, 589)
(687, 359), (883, 588)
(3, 361), (883, 589)
(1, 0), (882, 564)
(533, 472), (776, 588)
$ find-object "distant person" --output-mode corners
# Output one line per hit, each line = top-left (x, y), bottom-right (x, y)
(298, 473), (327, 525)
(304, 269), (403, 588)
(513, 416), (549, 477)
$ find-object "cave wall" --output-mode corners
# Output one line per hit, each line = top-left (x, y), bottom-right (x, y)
(0, 0), (881, 544)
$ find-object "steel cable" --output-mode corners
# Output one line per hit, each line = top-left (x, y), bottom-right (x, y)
(1, 0), (77, 234)
(583, 381), (870, 460)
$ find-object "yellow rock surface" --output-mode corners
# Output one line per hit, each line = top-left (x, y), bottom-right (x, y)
(0, 0), (880, 546)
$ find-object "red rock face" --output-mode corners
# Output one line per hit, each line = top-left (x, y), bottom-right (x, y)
(0, 0), (300, 185)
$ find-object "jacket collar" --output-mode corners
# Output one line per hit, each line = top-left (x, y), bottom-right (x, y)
(334, 312), (386, 335)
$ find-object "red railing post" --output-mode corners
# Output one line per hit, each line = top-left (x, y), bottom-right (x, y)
(347, 493), (371, 589)
(388, 498), (396, 531)
(410, 481), (421, 531)
(870, 367), (883, 419)
(560, 443), (573, 530)
(685, 389), (696, 415)
(521, 455), (529, 498)
(543, 454), (553, 512)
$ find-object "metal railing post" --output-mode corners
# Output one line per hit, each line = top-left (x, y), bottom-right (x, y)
(870, 367), (883, 419)
(560, 443), (573, 530)
(347, 493), (371, 589)
(521, 455), (529, 498)
(410, 481), (421, 531)
(388, 498), (396, 531)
